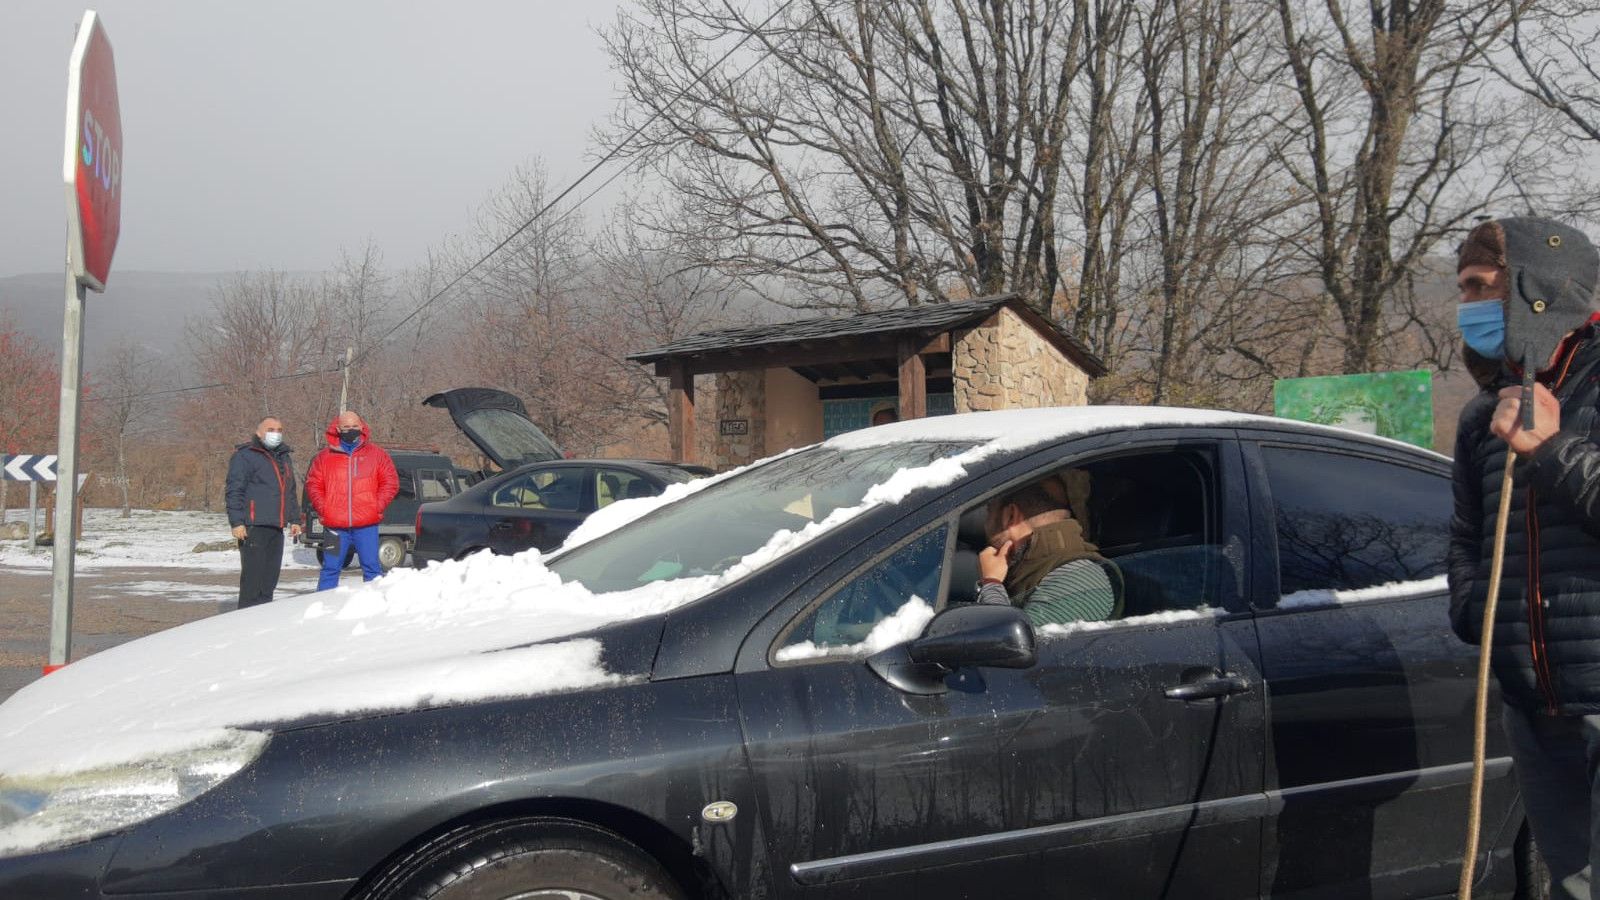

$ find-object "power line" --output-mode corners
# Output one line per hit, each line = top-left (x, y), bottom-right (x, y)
(82, 0), (800, 406)
(82, 367), (335, 406)
(349, 0), (801, 369)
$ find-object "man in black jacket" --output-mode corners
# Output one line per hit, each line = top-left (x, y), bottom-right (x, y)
(1449, 216), (1600, 898)
(225, 417), (301, 608)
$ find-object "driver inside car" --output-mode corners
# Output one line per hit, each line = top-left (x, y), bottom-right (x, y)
(976, 479), (1121, 625)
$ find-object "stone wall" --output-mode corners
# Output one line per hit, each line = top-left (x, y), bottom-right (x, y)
(953, 306), (1090, 412)
(713, 370), (767, 469)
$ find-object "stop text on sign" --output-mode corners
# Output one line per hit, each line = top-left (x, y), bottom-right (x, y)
(80, 108), (120, 198)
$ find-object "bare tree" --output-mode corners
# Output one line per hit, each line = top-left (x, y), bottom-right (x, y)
(1271, 0), (1535, 374)
(1117, 0), (1310, 404)
(183, 272), (333, 509)
(1494, 1), (1600, 144)
(90, 343), (169, 517)
(603, 0), (1106, 314)
(0, 315), (58, 513)
(587, 197), (743, 436)
(451, 162), (637, 454)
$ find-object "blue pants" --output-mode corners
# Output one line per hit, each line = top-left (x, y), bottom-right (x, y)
(318, 525), (382, 590)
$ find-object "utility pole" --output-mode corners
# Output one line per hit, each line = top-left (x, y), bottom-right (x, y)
(338, 346), (353, 411)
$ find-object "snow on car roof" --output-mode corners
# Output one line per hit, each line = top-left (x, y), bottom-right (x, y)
(826, 404), (1447, 460)
(0, 404), (1438, 780)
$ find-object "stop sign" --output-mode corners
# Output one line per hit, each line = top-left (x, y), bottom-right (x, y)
(62, 11), (121, 292)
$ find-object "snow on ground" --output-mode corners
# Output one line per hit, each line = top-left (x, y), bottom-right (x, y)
(0, 508), (315, 572)
(110, 581), (260, 604)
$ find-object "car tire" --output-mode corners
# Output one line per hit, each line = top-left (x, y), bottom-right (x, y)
(1515, 823), (1551, 900)
(357, 817), (685, 900)
(315, 547), (357, 569)
(378, 536), (407, 571)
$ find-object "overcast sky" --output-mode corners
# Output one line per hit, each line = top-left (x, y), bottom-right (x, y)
(0, 1), (624, 279)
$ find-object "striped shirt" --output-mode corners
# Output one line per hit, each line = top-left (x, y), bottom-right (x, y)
(978, 559), (1116, 626)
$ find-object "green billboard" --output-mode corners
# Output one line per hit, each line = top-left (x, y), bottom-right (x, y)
(1272, 370), (1433, 449)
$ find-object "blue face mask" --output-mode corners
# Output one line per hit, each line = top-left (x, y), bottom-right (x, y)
(1457, 299), (1506, 361)
(261, 432), (283, 449)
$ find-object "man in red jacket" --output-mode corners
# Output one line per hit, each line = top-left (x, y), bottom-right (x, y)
(304, 410), (398, 590)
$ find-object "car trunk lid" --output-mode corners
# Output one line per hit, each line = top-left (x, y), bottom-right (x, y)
(423, 387), (563, 471)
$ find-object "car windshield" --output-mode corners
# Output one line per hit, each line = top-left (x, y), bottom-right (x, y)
(547, 440), (973, 593)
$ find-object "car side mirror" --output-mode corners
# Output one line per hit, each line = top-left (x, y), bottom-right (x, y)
(866, 604), (1037, 695)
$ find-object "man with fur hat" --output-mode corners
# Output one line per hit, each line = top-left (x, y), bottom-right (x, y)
(1449, 216), (1600, 897)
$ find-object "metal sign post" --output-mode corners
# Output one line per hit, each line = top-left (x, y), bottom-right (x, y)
(28, 482), (38, 555)
(50, 10), (121, 674)
(51, 276), (87, 669)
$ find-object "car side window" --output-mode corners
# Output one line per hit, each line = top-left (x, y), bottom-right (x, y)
(416, 469), (453, 501)
(491, 469), (583, 511)
(1260, 446), (1449, 596)
(776, 525), (949, 662)
(491, 473), (541, 509)
(1075, 447), (1233, 617)
(595, 469), (661, 508)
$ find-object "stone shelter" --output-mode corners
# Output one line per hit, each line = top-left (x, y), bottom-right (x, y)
(628, 294), (1107, 469)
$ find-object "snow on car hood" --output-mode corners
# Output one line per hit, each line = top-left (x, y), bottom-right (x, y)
(0, 439), (981, 779)
(0, 404), (1381, 780)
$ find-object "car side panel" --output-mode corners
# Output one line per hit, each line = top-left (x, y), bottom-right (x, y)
(1236, 432), (1522, 898)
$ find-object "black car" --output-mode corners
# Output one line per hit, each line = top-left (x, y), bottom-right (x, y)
(0, 408), (1536, 898)
(303, 388), (564, 571)
(412, 459), (712, 565)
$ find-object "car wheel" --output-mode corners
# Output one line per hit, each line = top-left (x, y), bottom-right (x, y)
(1516, 823), (1551, 900)
(357, 817), (684, 900)
(315, 547), (357, 569)
(378, 536), (407, 571)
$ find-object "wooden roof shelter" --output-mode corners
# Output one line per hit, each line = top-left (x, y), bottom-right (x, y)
(629, 295), (1106, 463)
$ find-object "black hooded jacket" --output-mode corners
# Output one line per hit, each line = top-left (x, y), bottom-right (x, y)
(225, 437), (300, 529)
(1449, 327), (1600, 714)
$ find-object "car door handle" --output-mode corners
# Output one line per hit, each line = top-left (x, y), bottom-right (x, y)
(1164, 672), (1251, 701)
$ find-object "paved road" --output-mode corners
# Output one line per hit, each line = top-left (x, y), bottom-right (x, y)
(0, 565), (321, 704)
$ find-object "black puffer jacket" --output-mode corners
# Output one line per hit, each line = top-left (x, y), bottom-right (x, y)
(224, 438), (300, 529)
(1449, 330), (1600, 714)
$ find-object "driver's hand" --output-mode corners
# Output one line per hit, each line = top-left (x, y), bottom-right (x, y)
(978, 540), (1012, 582)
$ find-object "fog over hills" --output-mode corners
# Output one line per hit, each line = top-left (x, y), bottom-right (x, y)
(0, 271), (282, 377)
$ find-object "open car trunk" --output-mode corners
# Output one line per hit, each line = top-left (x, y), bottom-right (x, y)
(423, 388), (563, 472)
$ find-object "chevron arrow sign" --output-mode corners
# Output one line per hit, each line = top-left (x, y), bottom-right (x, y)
(2, 454), (58, 482)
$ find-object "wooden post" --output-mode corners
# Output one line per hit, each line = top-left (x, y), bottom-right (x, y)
(669, 362), (697, 463)
(897, 338), (928, 419)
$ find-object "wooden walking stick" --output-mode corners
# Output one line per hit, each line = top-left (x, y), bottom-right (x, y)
(1458, 448), (1518, 900)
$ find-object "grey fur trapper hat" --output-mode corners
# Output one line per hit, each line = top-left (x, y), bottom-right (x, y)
(1493, 216), (1599, 371)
